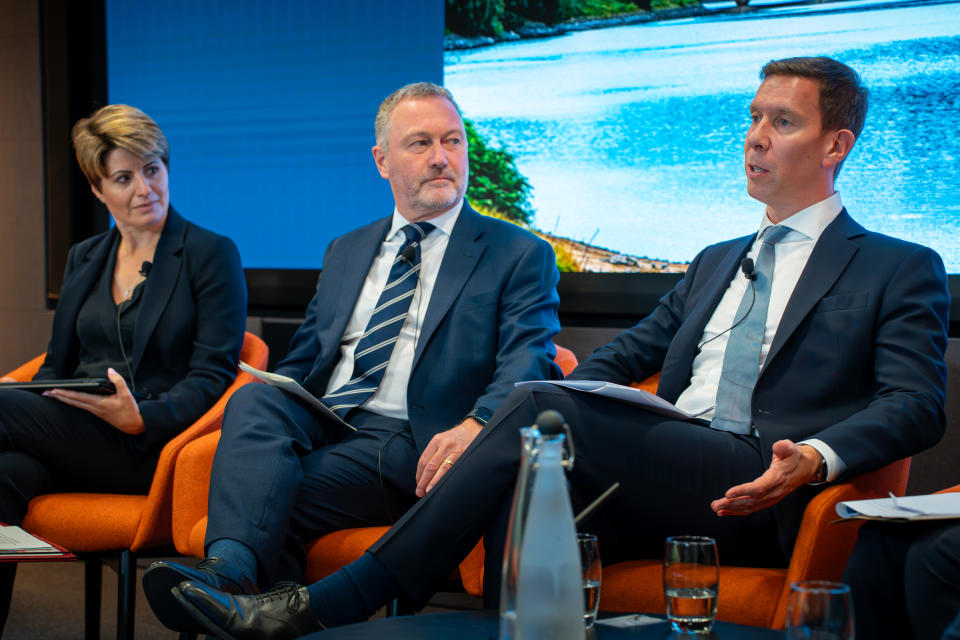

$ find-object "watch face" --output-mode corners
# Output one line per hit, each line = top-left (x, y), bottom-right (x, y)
(470, 407), (493, 425)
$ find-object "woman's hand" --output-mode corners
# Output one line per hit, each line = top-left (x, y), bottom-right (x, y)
(43, 368), (145, 435)
(0, 377), (16, 383)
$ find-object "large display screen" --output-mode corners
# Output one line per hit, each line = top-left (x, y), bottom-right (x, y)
(444, 0), (960, 272)
(106, 0), (443, 269)
(106, 0), (960, 275)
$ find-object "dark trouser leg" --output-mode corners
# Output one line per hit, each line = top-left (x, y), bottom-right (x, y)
(0, 389), (159, 634)
(370, 383), (780, 608)
(276, 412), (418, 584)
(904, 521), (960, 640)
(204, 384), (344, 581)
(844, 521), (937, 640)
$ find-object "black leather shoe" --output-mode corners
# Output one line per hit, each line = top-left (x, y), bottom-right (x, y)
(142, 557), (258, 632)
(175, 580), (326, 640)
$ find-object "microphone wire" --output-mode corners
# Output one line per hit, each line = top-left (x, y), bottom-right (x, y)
(696, 260), (758, 351)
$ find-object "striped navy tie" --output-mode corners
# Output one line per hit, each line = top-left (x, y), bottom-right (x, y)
(321, 222), (436, 419)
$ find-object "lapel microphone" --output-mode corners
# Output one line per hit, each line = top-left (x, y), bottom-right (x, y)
(741, 258), (757, 281)
(139, 261), (152, 277)
(399, 244), (417, 264)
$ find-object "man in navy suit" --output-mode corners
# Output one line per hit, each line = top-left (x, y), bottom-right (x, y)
(143, 82), (562, 632)
(168, 57), (950, 639)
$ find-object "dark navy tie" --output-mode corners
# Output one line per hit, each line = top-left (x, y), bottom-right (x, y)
(711, 225), (793, 435)
(321, 222), (436, 419)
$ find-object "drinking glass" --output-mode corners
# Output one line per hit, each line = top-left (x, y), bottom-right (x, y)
(785, 581), (854, 640)
(663, 536), (719, 634)
(578, 533), (601, 628)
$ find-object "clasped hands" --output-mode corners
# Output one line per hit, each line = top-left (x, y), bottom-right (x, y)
(711, 439), (823, 516)
(42, 367), (146, 435)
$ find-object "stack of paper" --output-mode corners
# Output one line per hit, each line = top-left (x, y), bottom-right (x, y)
(836, 492), (960, 522)
(0, 525), (67, 558)
(514, 380), (709, 421)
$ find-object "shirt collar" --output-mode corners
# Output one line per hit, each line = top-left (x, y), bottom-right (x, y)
(757, 192), (843, 243)
(389, 199), (463, 241)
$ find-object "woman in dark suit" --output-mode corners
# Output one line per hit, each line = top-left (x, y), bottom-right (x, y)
(0, 104), (247, 629)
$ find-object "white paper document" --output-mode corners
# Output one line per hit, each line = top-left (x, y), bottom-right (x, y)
(0, 526), (61, 555)
(515, 380), (708, 421)
(836, 492), (960, 521)
(239, 362), (357, 431)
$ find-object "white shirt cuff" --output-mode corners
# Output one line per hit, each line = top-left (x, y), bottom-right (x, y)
(798, 438), (846, 483)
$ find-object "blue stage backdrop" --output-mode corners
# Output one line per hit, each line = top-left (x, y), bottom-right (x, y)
(106, 0), (443, 269)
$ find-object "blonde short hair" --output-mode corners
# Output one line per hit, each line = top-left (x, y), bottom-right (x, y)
(374, 82), (460, 148)
(72, 104), (170, 187)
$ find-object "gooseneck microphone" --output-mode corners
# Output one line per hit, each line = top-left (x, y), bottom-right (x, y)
(139, 261), (152, 277)
(740, 258), (756, 281)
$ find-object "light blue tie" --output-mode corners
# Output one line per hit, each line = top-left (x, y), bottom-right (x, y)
(321, 222), (435, 419)
(711, 225), (792, 435)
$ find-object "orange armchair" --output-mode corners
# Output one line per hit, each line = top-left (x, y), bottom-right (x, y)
(171, 343), (580, 606)
(457, 372), (913, 630)
(596, 457), (912, 629)
(13, 332), (268, 640)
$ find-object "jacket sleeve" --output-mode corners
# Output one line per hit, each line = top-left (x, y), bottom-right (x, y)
(32, 243), (84, 381)
(138, 234), (247, 447)
(798, 245), (949, 479)
(272, 239), (338, 383)
(468, 235), (563, 414)
(567, 247), (708, 385)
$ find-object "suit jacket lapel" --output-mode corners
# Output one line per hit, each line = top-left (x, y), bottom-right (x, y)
(49, 230), (117, 376)
(326, 217), (392, 359)
(764, 208), (864, 370)
(413, 202), (486, 369)
(684, 237), (754, 341)
(658, 236), (752, 399)
(129, 208), (187, 375)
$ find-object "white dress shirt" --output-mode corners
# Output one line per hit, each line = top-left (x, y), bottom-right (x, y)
(674, 192), (846, 480)
(324, 201), (462, 420)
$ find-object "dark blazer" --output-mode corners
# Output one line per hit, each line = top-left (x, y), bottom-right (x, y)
(34, 208), (248, 448)
(274, 201), (563, 450)
(570, 209), (950, 551)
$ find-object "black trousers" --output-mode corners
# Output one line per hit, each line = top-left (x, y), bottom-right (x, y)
(370, 382), (786, 608)
(844, 520), (960, 640)
(0, 388), (159, 632)
(204, 384), (420, 585)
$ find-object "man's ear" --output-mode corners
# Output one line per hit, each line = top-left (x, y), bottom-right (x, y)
(372, 145), (389, 179)
(823, 129), (855, 171)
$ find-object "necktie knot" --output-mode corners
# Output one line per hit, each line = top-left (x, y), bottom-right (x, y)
(761, 224), (792, 246)
(401, 222), (436, 246)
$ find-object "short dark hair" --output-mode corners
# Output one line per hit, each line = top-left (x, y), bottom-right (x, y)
(760, 56), (868, 139)
(761, 57), (867, 179)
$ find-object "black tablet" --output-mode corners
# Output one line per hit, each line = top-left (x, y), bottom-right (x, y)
(0, 378), (116, 395)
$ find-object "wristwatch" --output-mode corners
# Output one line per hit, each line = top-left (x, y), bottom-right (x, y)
(464, 406), (494, 427)
(814, 452), (828, 483)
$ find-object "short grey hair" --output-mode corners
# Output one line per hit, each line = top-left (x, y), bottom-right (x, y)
(374, 82), (461, 148)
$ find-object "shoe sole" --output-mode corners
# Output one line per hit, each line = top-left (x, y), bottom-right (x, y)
(171, 584), (238, 640)
(141, 563), (211, 633)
